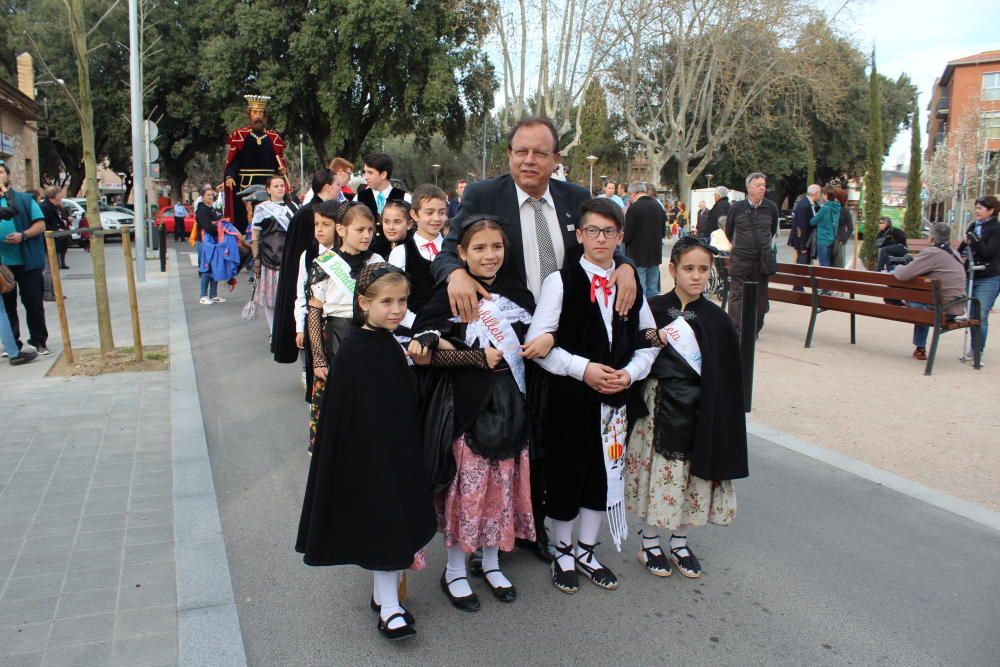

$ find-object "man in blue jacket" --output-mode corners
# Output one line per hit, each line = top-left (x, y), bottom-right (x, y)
(0, 162), (49, 355)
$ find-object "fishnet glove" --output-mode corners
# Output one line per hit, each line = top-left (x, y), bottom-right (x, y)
(251, 239), (261, 277)
(307, 306), (327, 369)
(639, 327), (665, 348)
(412, 330), (440, 350)
(431, 349), (489, 369)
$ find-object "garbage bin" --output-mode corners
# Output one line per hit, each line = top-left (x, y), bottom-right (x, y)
(148, 219), (159, 251)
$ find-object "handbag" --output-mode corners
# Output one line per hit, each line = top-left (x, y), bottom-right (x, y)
(0, 263), (14, 294)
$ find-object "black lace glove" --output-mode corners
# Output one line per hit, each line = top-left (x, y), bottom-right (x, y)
(431, 349), (490, 369)
(412, 330), (441, 350)
(307, 306), (327, 369)
(639, 327), (665, 348)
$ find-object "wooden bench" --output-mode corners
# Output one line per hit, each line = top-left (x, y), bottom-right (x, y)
(797, 265), (981, 375)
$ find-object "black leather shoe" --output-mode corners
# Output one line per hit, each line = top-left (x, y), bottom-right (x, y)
(516, 532), (556, 563)
(369, 596), (415, 624)
(377, 613), (416, 641)
(440, 571), (480, 612)
(477, 569), (516, 602)
(468, 548), (483, 576)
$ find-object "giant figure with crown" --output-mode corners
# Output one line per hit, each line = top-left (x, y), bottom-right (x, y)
(223, 95), (288, 234)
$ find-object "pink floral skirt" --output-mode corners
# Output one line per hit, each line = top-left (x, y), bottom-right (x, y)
(435, 435), (535, 553)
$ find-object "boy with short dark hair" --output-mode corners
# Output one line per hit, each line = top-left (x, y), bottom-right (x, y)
(526, 196), (657, 594)
(388, 184), (447, 324)
(355, 152), (408, 257)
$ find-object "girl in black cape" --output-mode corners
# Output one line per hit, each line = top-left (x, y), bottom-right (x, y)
(296, 262), (435, 641)
(408, 216), (551, 611)
(625, 236), (748, 580)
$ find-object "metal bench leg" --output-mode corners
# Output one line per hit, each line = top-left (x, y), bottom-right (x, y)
(850, 293), (856, 344)
(925, 327), (940, 376)
(973, 325), (982, 370)
(805, 271), (818, 348)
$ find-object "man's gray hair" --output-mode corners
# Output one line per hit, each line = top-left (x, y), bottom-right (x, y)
(806, 184), (821, 197)
(930, 222), (951, 245)
(745, 172), (766, 187)
(627, 181), (647, 194)
(200, 182), (215, 194)
(645, 183), (658, 195)
(714, 185), (729, 198)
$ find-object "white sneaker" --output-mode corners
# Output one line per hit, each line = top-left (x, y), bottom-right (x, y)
(199, 297), (212, 305)
(211, 296), (226, 303)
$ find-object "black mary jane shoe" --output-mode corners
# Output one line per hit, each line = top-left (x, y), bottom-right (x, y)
(575, 541), (619, 590)
(440, 571), (481, 612)
(669, 545), (702, 579)
(478, 568), (517, 602)
(550, 543), (579, 594)
(516, 526), (556, 563)
(377, 613), (416, 641)
(369, 596), (415, 625)
(636, 531), (671, 578)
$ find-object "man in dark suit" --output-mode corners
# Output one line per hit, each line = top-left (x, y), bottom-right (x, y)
(704, 186), (731, 240)
(354, 151), (408, 257)
(431, 116), (637, 321)
(623, 181), (667, 297)
(429, 115), (638, 565)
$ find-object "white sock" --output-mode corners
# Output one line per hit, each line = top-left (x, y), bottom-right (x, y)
(551, 518), (576, 572)
(264, 305), (275, 333)
(374, 570), (405, 629)
(445, 544), (473, 597)
(576, 508), (606, 570)
(481, 546), (512, 589)
(642, 522), (663, 552)
(670, 532), (689, 555)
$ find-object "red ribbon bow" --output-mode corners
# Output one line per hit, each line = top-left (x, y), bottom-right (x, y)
(421, 242), (439, 257)
(590, 274), (612, 307)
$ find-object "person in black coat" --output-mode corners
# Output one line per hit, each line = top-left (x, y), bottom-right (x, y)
(789, 185), (820, 268)
(354, 152), (407, 258)
(958, 195), (1000, 357)
(623, 182), (667, 297)
(704, 186), (731, 240)
(40, 187), (69, 269)
(875, 217), (908, 271)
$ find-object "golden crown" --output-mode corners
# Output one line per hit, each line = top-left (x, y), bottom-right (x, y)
(244, 95), (271, 112)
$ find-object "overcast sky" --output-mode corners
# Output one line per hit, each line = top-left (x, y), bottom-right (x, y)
(846, 0), (996, 170)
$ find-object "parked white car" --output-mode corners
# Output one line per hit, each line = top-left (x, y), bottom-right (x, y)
(63, 198), (134, 244)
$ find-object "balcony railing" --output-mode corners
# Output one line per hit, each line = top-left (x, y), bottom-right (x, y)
(936, 97), (950, 116)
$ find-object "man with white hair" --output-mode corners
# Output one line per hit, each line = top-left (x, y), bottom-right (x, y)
(892, 222), (968, 361)
(624, 181), (667, 296)
(701, 185), (730, 239)
(725, 172), (780, 338)
(789, 184), (821, 291)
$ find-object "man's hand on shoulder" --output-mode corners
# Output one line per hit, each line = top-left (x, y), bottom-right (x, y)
(447, 268), (491, 323)
(609, 265), (638, 316)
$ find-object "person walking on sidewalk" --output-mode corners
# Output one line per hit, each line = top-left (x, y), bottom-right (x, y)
(624, 181), (667, 297)
(958, 195), (1000, 360)
(789, 185), (820, 273)
(725, 172), (779, 339)
(173, 201), (188, 242)
(0, 161), (49, 355)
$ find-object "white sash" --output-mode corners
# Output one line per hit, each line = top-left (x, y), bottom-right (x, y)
(663, 316), (702, 376)
(460, 295), (531, 394)
(314, 251), (355, 306)
(600, 403), (629, 551)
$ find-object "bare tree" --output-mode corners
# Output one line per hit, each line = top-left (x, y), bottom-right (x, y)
(489, 0), (615, 155)
(609, 0), (837, 196)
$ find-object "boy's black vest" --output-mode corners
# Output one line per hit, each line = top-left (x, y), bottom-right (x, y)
(550, 261), (642, 409)
(402, 237), (436, 313)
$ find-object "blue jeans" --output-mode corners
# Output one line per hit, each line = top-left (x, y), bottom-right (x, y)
(906, 302), (933, 348)
(817, 243), (833, 267)
(971, 275), (1000, 355)
(636, 264), (661, 298)
(0, 301), (19, 357)
(199, 272), (218, 298)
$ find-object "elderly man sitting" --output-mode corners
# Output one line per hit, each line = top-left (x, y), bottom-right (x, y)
(892, 222), (968, 361)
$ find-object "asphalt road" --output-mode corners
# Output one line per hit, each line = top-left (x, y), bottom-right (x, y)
(177, 249), (999, 666)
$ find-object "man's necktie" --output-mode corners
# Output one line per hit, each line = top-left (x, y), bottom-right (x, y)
(376, 191), (386, 214)
(421, 242), (438, 258)
(590, 274), (612, 306)
(527, 197), (558, 281)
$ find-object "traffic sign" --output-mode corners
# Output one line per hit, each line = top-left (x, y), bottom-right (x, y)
(147, 143), (159, 162)
(144, 119), (158, 142)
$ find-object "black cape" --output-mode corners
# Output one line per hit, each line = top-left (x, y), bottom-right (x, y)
(295, 327), (436, 570)
(272, 199), (319, 363)
(647, 291), (749, 481)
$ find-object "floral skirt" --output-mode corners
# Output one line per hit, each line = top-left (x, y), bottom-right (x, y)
(254, 266), (280, 309)
(434, 435), (535, 553)
(624, 380), (737, 530)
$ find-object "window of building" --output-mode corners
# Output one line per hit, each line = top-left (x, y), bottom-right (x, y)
(984, 72), (1000, 101)
(984, 112), (1000, 140)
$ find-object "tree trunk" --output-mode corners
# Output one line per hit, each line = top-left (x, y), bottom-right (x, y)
(677, 168), (693, 208)
(646, 146), (667, 190)
(68, 0), (114, 355)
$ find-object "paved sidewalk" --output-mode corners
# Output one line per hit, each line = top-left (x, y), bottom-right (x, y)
(0, 246), (242, 666)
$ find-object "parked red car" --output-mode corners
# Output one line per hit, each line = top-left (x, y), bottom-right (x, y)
(155, 205), (196, 234)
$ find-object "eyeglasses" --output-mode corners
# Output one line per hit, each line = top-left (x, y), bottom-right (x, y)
(509, 147), (554, 160)
(580, 225), (620, 239)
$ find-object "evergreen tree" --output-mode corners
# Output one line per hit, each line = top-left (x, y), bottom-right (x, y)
(567, 80), (623, 191)
(860, 51), (884, 269)
(902, 97), (923, 238)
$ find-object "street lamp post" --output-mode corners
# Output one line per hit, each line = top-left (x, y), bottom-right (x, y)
(431, 164), (441, 186)
(585, 155), (599, 194)
(705, 173), (714, 189)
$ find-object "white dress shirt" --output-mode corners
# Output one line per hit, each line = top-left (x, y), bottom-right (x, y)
(294, 244), (329, 334)
(515, 183), (566, 300)
(387, 233), (443, 270)
(527, 256), (657, 385)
